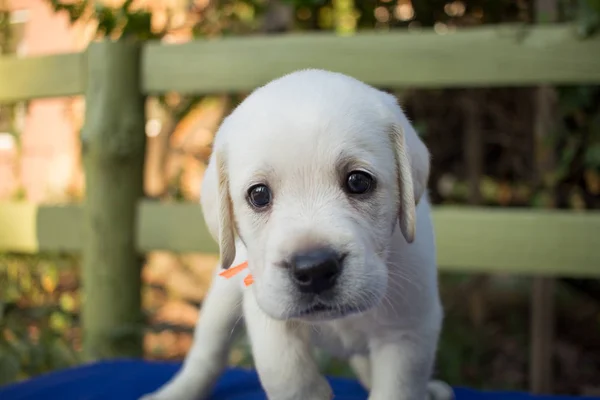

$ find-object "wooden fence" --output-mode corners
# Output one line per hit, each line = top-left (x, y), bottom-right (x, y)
(0, 23), (599, 393)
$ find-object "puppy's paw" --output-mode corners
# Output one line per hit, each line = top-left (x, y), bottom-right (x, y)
(267, 376), (333, 400)
(302, 379), (333, 400)
(138, 391), (198, 400)
(138, 393), (164, 400)
(138, 382), (209, 400)
(427, 380), (454, 400)
(138, 388), (179, 400)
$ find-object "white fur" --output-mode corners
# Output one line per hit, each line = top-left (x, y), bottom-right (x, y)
(141, 70), (453, 400)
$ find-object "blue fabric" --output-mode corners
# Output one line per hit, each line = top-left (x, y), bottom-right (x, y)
(0, 359), (596, 400)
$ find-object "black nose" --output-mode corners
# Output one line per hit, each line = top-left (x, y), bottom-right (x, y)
(290, 248), (343, 294)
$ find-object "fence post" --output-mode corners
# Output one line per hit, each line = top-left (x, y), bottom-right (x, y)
(81, 41), (146, 360)
(529, 0), (559, 393)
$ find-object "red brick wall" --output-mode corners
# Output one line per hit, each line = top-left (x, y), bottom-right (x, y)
(2, 0), (81, 202)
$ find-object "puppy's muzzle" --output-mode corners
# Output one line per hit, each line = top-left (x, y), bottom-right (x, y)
(289, 248), (345, 294)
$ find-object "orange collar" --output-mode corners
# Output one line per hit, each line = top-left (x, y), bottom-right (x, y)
(218, 261), (254, 286)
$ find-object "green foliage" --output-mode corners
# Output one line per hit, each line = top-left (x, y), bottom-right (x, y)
(48, 0), (87, 23)
(578, 0), (600, 36)
(586, 0), (600, 12)
(553, 85), (600, 208)
(48, 0), (158, 40)
(281, 0), (327, 7)
(0, 254), (81, 384)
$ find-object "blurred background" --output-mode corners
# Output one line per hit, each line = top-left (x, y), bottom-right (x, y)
(0, 0), (599, 396)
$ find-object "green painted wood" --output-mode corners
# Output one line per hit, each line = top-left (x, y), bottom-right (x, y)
(137, 201), (218, 254)
(37, 203), (84, 253)
(0, 202), (598, 277)
(434, 207), (600, 277)
(0, 53), (86, 103)
(1, 24), (599, 102)
(142, 24), (600, 94)
(80, 42), (146, 360)
(529, 3), (560, 394)
(0, 202), (39, 252)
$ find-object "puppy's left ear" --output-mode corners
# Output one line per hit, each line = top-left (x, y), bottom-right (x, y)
(382, 92), (430, 243)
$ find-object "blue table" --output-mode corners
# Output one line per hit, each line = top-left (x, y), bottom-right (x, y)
(0, 360), (595, 400)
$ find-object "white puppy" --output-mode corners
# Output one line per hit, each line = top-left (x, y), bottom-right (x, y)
(142, 69), (452, 400)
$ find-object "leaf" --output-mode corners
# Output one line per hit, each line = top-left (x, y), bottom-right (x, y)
(413, 121), (428, 138)
(558, 86), (588, 115)
(577, 0), (600, 37)
(59, 293), (76, 313)
(0, 350), (20, 385)
(122, 0), (135, 12)
(556, 140), (578, 179)
(19, 272), (32, 294)
(584, 143), (600, 168)
(26, 341), (46, 375)
(49, 339), (79, 370)
(121, 11), (153, 39)
(41, 264), (58, 294)
(282, 0), (326, 7)
(587, 0), (600, 13)
(45, 0), (88, 25)
(49, 312), (70, 333)
(95, 5), (118, 37)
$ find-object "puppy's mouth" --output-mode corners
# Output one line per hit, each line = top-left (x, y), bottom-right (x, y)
(295, 301), (364, 320)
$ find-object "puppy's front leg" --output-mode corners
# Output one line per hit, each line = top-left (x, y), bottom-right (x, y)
(368, 330), (437, 400)
(141, 269), (243, 400)
(244, 292), (332, 400)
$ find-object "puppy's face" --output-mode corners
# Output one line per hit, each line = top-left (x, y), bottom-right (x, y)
(205, 70), (428, 321)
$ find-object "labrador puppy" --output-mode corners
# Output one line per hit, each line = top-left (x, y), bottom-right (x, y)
(141, 69), (453, 400)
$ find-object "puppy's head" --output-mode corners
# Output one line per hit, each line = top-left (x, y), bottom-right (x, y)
(201, 69), (429, 321)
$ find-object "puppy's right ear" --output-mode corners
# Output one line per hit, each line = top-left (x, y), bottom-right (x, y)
(200, 146), (237, 270)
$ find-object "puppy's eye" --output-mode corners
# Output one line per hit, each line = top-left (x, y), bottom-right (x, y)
(345, 171), (374, 195)
(247, 184), (272, 209)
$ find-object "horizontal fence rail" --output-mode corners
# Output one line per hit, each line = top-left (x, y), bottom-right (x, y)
(1, 201), (599, 278)
(142, 24), (600, 94)
(1, 24), (600, 103)
(0, 53), (86, 103)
